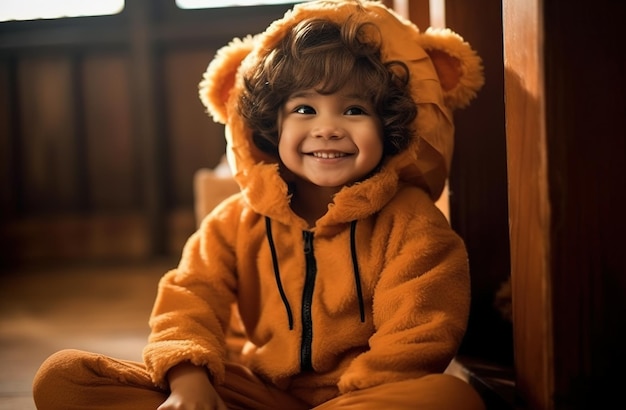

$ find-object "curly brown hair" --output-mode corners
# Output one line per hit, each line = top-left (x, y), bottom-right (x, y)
(237, 17), (417, 158)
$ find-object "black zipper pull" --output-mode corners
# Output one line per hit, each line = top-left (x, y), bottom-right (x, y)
(303, 231), (313, 254)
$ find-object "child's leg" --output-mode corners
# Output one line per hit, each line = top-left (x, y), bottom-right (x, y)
(32, 349), (166, 410)
(217, 362), (310, 410)
(313, 374), (485, 410)
(33, 349), (309, 410)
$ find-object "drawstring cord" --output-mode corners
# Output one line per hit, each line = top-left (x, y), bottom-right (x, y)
(264, 217), (366, 328)
(350, 220), (366, 323)
(265, 217), (294, 329)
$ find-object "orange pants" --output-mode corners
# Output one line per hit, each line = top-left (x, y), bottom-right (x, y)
(33, 349), (485, 410)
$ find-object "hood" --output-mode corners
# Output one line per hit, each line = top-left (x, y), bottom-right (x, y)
(199, 0), (483, 210)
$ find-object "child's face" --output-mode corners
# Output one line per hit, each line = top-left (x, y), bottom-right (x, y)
(278, 87), (384, 189)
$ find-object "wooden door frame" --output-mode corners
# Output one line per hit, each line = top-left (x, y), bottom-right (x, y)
(502, 1), (553, 408)
(503, 0), (626, 408)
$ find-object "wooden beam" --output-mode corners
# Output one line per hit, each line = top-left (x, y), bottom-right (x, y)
(502, 1), (553, 408)
(409, 0), (431, 30)
(127, 0), (167, 256)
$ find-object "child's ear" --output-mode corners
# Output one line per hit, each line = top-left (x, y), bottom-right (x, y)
(419, 28), (485, 110)
(199, 35), (256, 124)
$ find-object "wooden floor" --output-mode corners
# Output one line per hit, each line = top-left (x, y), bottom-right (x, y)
(0, 259), (513, 410)
(0, 260), (175, 409)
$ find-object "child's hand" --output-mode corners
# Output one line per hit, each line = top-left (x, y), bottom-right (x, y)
(158, 362), (227, 410)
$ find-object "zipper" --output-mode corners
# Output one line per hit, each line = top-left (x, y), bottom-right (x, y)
(300, 230), (317, 372)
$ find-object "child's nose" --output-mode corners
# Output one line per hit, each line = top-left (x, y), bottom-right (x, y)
(312, 123), (344, 140)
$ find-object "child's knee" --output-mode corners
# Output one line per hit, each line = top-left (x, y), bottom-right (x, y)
(33, 349), (89, 409)
(416, 374), (485, 410)
(316, 374), (485, 410)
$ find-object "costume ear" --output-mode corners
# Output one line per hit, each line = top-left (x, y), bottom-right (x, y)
(199, 35), (256, 124)
(419, 28), (484, 110)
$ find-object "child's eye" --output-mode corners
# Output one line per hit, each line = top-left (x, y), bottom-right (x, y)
(294, 105), (316, 114)
(345, 106), (366, 115)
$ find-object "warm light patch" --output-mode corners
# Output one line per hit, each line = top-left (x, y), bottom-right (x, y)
(176, 0), (308, 9)
(0, 0), (124, 22)
(429, 0), (446, 28)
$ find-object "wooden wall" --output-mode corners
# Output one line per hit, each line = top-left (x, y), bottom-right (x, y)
(0, 0), (291, 267)
(444, 0), (513, 368)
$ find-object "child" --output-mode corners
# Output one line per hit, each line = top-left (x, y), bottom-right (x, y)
(33, 1), (485, 409)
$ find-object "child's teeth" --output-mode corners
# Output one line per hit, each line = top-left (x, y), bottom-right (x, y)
(314, 152), (345, 159)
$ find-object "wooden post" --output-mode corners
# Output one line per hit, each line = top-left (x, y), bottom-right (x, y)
(502, 1), (553, 407)
(127, 0), (167, 256)
(503, 0), (626, 408)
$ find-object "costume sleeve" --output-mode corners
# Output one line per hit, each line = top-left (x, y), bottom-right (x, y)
(338, 190), (471, 393)
(142, 197), (242, 388)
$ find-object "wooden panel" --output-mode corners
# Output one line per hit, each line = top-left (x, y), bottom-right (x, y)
(162, 49), (226, 207)
(17, 56), (79, 212)
(444, 0), (513, 365)
(543, 1), (626, 408)
(0, 60), (14, 215)
(502, 1), (553, 409)
(127, 0), (167, 256)
(1, 213), (150, 264)
(408, 0), (430, 31)
(82, 53), (137, 210)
